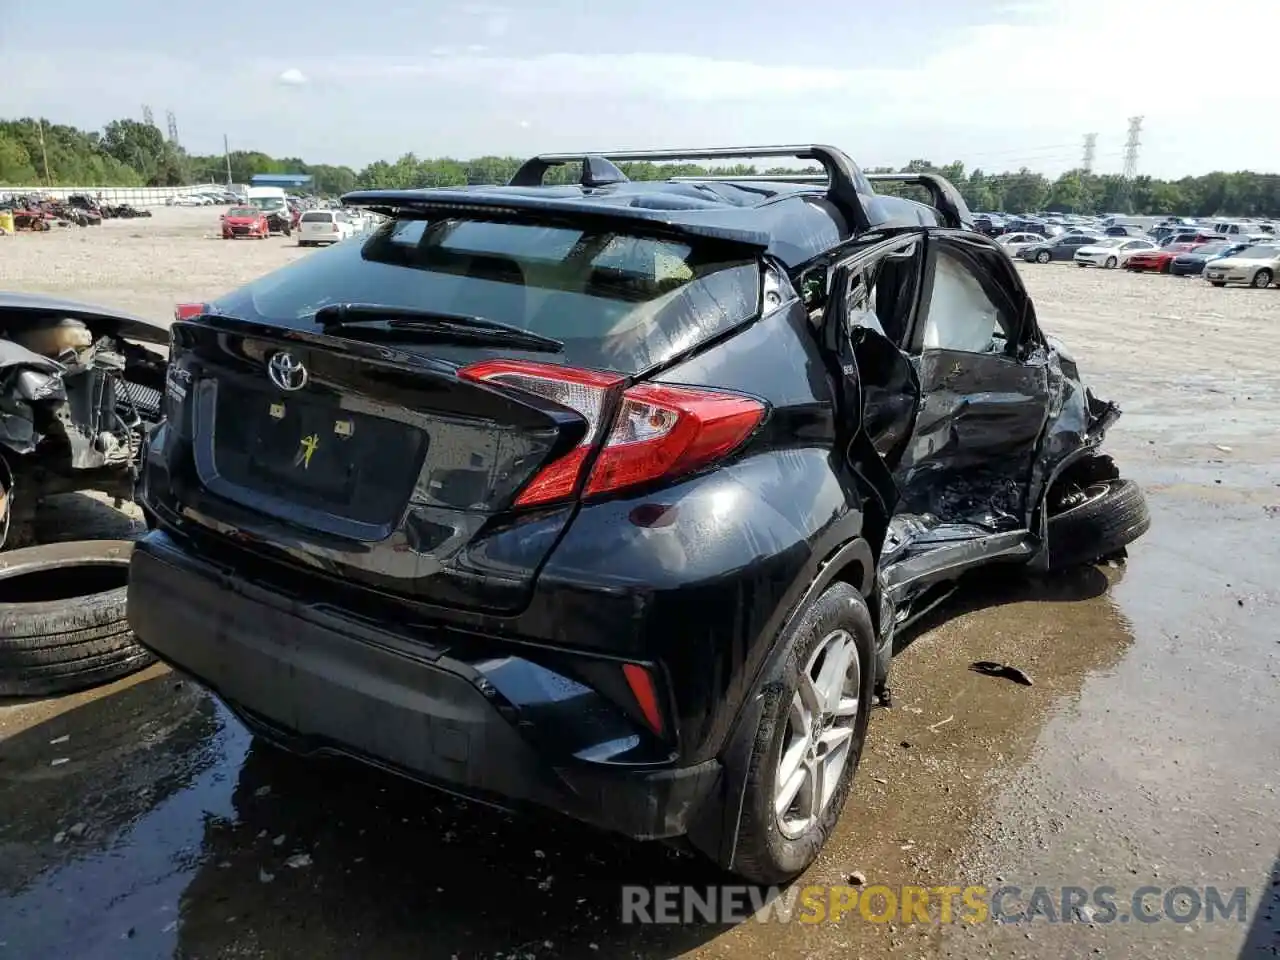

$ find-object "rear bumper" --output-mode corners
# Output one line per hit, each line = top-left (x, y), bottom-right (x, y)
(127, 530), (721, 840)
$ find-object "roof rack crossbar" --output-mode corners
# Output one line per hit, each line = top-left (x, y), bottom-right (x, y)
(509, 145), (872, 231)
(670, 174), (828, 183)
(863, 173), (974, 231)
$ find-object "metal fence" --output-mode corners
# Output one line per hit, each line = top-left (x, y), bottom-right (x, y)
(0, 183), (223, 207)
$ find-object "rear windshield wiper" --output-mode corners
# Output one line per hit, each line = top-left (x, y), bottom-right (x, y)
(312, 302), (564, 353)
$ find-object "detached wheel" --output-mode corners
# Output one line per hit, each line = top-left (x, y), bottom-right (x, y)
(730, 582), (875, 885)
(1036, 250), (1051, 264)
(1251, 269), (1272, 289)
(0, 540), (155, 698)
(1047, 477), (1150, 571)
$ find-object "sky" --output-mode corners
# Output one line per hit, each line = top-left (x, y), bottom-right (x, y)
(3, 0), (1278, 179)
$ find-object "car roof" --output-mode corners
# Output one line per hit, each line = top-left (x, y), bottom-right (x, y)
(342, 145), (972, 270)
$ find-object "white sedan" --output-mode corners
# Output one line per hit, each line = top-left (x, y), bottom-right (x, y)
(996, 232), (1044, 257)
(1203, 244), (1280, 288)
(1073, 237), (1158, 269)
(298, 210), (357, 246)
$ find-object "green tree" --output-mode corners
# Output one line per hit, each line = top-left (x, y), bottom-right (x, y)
(1001, 168), (1050, 213)
(1047, 170), (1093, 213)
(5, 112), (1280, 215)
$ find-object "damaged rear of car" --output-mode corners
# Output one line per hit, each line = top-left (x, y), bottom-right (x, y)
(0, 293), (168, 548)
(126, 146), (1149, 885)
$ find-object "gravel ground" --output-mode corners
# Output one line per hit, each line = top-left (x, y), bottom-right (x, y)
(0, 207), (1277, 959)
(0, 206), (311, 323)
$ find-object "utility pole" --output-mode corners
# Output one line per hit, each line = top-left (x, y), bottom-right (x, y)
(223, 134), (233, 186)
(1081, 133), (1097, 174)
(1118, 116), (1143, 213)
(35, 118), (51, 187)
(166, 110), (180, 145)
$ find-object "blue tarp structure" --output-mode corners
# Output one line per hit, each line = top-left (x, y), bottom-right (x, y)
(250, 173), (313, 188)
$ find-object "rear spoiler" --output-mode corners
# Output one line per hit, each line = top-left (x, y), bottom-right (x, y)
(339, 188), (773, 248)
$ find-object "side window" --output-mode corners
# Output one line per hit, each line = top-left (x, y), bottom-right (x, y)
(921, 248), (1013, 355)
(844, 266), (884, 336)
(843, 240), (921, 347)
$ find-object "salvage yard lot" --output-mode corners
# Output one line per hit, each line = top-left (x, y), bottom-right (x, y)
(0, 207), (1277, 959)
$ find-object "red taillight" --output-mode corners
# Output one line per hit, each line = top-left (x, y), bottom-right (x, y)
(622, 663), (665, 736)
(174, 302), (206, 321)
(460, 359), (765, 507)
(587, 384), (765, 496)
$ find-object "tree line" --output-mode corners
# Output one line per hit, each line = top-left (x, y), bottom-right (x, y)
(4, 115), (1279, 218)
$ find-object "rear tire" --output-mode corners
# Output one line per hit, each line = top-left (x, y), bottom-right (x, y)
(1036, 250), (1051, 264)
(0, 540), (155, 697)
(730, 582), (875, 885)
(1047, 478), (1150, 571)
(1105, 256), (1118, 269)
(1252, 269), (1272, 289)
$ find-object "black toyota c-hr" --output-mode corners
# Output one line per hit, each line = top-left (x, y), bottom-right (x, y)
(128, 146), (1148, 883)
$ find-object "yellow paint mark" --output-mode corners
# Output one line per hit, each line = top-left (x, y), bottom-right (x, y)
(295, 433), (320, 469)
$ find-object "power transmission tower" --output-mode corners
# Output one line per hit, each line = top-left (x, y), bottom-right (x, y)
(1116, 116), (1143, 213)
(166, 110), (180, 145)
(1081, 133), (1097, 173)
(142, 105), (155, 127)
(1121, 116), (1143, 180)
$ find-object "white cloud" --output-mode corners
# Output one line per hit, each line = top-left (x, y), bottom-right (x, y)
(4, 0), (1278, 177)
(292, 0), (1279, 175)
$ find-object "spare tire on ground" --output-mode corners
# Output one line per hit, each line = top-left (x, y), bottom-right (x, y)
(1046, 477), (1150, 571)
(0, 540), (155, 698)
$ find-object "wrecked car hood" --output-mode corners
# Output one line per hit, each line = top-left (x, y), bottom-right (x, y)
(0, 291), (169, 346)
(0, 339), (61, 375)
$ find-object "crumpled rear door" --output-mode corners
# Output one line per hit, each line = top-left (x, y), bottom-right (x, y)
(892, 231), (1052, 531)
(816, 234), (927, 519)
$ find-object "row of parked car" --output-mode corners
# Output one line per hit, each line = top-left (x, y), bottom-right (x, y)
(998, 229), (1280, 288)
(974, 211), (1277, 244)
(167, 189), (243, 207)
(220, 203), (376, 245)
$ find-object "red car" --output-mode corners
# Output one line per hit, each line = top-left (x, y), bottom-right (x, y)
(221, 206), (270, 240)
(1125, 242), (1198, 273)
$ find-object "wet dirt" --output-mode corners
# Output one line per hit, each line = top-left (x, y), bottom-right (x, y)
(0, 238), (1278, 958)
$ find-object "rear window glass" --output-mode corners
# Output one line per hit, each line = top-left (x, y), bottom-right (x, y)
(212, 217), (761, 373)
(301, 211), (334, 222)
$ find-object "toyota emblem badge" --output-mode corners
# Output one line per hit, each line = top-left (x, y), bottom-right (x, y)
(267, 351), (308, 392)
